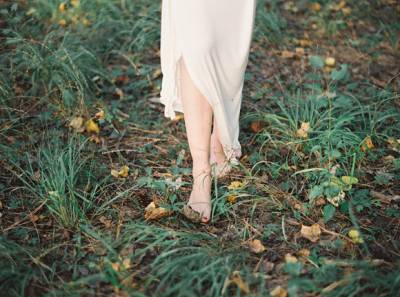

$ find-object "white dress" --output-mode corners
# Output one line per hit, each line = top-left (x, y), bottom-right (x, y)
(159, 0), (256, 161)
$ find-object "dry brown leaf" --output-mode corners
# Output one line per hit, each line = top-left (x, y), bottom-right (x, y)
(250, 120), (264, 133)
(248, 239), (266, 254)
(144, 201), (172, 220)
(99, 216), (112, 229)
(300, 223), (321, 242)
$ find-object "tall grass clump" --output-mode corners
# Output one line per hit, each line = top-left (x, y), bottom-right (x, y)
(15, 134), (103, 229)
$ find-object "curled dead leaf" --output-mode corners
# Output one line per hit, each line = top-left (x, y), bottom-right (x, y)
(144, 201), (172, 221)
(300, 223), (321, 242)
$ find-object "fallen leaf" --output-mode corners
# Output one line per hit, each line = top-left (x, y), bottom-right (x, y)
(270, 285), (288, 297)
(348, 229), (364, 244)
(309, 2), (321, 12)
(144, 201), (172, 220)
(325, 57), (336, 67)
(95, 109), (105, 120)
(296, 121), (310, 138)
(99, 216), (112, 229)
(327, 190), (345, 207)
(231, 271), (250, 294)
(284, 253), (298, 263)
(69, 116), (85, 132)
(111, 169), (119, 178)
(59, 3), (66, 12)
(248, 239), (266, 254)
(118, 165), (129, 178)
(361, 136), (374, 151)
(86, 119), (100, 134)
(227, 195), (238, 204)
(298, 248), (311, 258)
(250, 120), (264, 133)
(228, 181), (244, 190)
(300, 223), (321, 242)
(281, 50), (295, 58)
(341, 176), (358, 185)
(58, 19), (67, 27)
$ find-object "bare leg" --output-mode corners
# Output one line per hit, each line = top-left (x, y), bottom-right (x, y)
(210, 117), (228, 165)
(180, 57), (212, 223)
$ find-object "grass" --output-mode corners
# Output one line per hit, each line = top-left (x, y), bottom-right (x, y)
(0, 0), (399, 296)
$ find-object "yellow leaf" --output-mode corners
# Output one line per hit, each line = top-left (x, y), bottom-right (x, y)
(69, 116), (84, 132)
(230, 271), (250, 294)
(144, 201), (172, 220)
(82, 18), (90, 26)
(118, 165), (129, 178)
(342, 7), (351, 16)
(361, 136), (374, 151)
(348, 229), (364, 243)
(310, 3), (321, 12)
(325, 57), (336, 67)
(271, 286), (288, 297)
(111, 262), (120, 272)
(341, 176), (358, 185)
(58, 3), (66, 12)
(300, 223), (321, 242)
(111, 169), (119, 178)
(284, 253), (298, 263)
(58, 19), (67, 27)
(86, 119), (100, 134)
(298, 248), (310, 258)
(71, 0), (79, 7)
(228, 181), (244, 190)
(248, 239), (266, 254)
(296, 121), (310, 138)
(227, 195), (238, 204)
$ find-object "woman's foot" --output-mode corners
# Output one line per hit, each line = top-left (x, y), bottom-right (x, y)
(185, 167), (212, 223)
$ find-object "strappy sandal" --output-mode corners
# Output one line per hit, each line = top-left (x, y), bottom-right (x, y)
(181, 169), (212, 224)
(182, 202), (211, 224)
